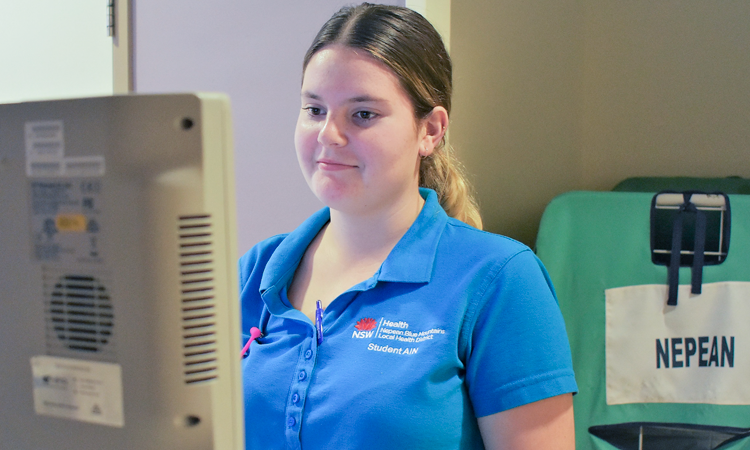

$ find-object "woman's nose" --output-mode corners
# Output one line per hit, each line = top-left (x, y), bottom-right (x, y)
(318, 114), (347, 147)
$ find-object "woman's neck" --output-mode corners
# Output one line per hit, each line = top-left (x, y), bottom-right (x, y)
(323, 189), (425, 265)
(286, 189), (425, 316)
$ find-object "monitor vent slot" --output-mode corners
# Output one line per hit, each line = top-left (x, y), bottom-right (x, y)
(179, 214), (219, 384)
(46, 274), (114, 354)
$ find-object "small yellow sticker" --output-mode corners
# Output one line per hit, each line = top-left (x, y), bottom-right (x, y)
(55, 214), (87, 232)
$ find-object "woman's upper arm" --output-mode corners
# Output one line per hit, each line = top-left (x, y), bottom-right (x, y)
(477, 393), (575, 450)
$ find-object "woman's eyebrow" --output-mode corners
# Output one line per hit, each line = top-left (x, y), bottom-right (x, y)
(300, 91), (386, 104)
(349, 95), (386, 104)
(301, 91), (321, 100)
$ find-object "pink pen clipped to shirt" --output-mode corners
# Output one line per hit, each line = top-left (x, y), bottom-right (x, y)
(240, 327), (262, 358)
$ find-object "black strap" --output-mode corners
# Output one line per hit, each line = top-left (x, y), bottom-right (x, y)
(668, 206), (684, 306)
(692, 207), (706, 295)
(667, 193), (708, 305)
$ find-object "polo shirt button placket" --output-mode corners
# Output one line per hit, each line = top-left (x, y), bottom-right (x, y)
(286, 336), (316, 450)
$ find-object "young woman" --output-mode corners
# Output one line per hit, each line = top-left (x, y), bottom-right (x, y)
(240, 4), (577, 449)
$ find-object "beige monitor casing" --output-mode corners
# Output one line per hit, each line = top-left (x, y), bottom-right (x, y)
(0, 93), (243, 450)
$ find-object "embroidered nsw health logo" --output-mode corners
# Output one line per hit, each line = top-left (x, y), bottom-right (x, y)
(352, 317), (446, 356)
(355, 318), (376, 331)
(353, 318), (376, 338)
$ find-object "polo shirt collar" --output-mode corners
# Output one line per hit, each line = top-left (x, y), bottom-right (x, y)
(259, 188), (448, 315)
(376, 188), (446, 283)
(259, 207), (330, 302)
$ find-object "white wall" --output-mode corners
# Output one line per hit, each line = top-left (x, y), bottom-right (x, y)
(0, 1), (113, 104)
(133, 1), (404, 254)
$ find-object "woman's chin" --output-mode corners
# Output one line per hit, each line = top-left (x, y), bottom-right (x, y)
(313, 190), (371, 215)
(310, 180), (362, 208)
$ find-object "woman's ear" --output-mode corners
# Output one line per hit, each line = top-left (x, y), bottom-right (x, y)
(419, 106), (449, 158)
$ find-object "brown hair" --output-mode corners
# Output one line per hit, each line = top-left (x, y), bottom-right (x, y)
(302, 3), (482, 229)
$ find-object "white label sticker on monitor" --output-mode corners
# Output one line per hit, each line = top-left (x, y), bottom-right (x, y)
(29, 179), (105, 264)
(25, 120), (106, 177)
(64, 156), (106, 177)
(25, 121), (65, 160)
(30, 356), (124, 427)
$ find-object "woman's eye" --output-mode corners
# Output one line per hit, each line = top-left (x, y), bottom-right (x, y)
(355, 111), (376, 120)
(304, 107), (323, 116)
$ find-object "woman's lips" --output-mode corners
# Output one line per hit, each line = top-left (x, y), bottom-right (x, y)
(317, 160), (356, 171)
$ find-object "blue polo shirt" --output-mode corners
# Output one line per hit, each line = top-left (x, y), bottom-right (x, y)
(239, 189), (577, 449)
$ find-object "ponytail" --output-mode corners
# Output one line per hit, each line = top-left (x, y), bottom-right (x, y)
(420, 142), (483, 229)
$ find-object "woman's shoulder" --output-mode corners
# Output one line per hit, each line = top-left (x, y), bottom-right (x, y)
(442, 216), (531, 258)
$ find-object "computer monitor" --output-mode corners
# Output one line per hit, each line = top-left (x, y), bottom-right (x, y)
(0, 94), (244, 449)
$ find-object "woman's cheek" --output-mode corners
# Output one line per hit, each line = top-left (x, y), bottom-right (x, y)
(294, 128), (318, 169)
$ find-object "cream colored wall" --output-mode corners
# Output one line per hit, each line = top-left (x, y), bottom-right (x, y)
(580, 2), (750, 190)
(451, 0), (750, 246)
(451, 0), (583, 245)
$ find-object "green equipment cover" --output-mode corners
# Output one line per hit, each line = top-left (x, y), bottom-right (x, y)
(536, 191), (750, 450)
(613, 177), (750, 195)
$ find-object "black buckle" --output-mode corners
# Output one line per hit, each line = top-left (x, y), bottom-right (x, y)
(650, 191), (731, 306)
